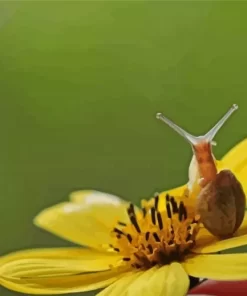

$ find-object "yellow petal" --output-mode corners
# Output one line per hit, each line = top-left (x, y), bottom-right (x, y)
(164, 263), (189, 296)
(0, 269), (129, 295)
(0, 248), (123, 273)
(124, 266), (162, 295)
(34, 190), (132, 249)
(221, 138), (247, 173)
(97, 271), (142, 296)
(218, 138), (247, 196)
(99, 264), (189, 296)
(235, 161), (247, 195)
(0, 247), (130, 295)
(193, 213), (247, 253)
(69, 190), (96, 203)
(183, 253), (247, 280)
(128, 263), (189, 296)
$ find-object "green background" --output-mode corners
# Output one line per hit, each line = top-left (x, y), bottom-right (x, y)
(1, 1), (247, 295)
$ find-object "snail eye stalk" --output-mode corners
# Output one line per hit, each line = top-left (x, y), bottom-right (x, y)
(156, 104), (238, 147)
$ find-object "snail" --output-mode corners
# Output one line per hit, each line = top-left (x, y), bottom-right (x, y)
(156, 104), (246, 238)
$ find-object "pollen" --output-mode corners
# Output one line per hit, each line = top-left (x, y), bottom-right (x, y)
(110, 194), (200, 269)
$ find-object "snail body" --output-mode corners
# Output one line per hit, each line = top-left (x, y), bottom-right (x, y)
(157, 104), (246, 238)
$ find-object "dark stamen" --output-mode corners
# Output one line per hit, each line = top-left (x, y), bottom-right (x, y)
(128, 203), (135, 216)
(129, 203), (134, 211)
(114, 228), (124, 235)
(118, 221), (127, 226)
(178, 202), (184, 221)
(166, 194), (170, 202)
(134, 253), (141, 260)
(151, 207), (156, 225)
(170, 197), (178, 213)
(186, 233), (192, 242)
(135, 253), (150, 267)
(179, 202), (187, 220)
(123, 257), (131, 261)
(133, 263), (141, 268)
(147, 244), (153, 253)
(166, 202), (172, 218)
(179, 201), (187, 220)
(145, 231), (150, 241)
(154, 193), (159, 210)
(153, 232), (161, 242)
(142, 207), (147, 217)
(157, 212), (163, 230)
(130, 215), (141, 233)
(114, 248), (120, 252)
(116, 234), (121, 239)
(127, 233), (132, 243)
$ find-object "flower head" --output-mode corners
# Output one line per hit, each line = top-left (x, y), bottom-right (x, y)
(1, 139), (247, 296)
(109, 195), (201, 269)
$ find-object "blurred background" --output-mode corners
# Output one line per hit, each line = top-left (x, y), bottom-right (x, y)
(1, 1), (247, 295)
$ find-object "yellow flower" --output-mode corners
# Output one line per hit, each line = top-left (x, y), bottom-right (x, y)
(1, 139), (247, 296)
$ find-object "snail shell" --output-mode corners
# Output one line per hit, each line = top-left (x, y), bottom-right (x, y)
(196, 169), (246, 238)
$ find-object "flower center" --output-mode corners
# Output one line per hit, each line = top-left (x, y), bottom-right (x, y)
(110, 194), (200, 269)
